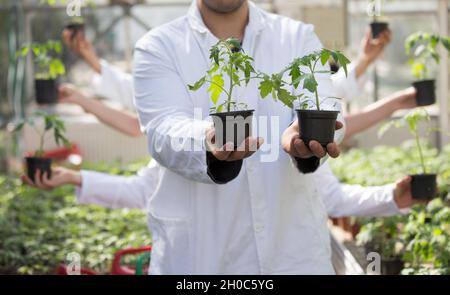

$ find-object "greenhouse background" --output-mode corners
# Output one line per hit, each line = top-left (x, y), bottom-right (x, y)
(0, 0), (449, 275)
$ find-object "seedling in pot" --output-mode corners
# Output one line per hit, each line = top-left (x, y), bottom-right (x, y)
(378, 108), (438, 200)
(405, 32), (450, 106)
(188, 38), (262, 148)
(13, 112), (71, 182)
(17, 40), (66, 105)
(368, 0), (389, 38)
(356, 216), (406, 275)
(259, 48), (350, 146)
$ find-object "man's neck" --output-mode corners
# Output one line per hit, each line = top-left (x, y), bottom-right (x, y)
(197, 0), (249, 41)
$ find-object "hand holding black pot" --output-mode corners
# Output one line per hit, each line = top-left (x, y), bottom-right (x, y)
(205, 126), (264, 161)
(393, 175), (427, 208)
(282, 120), (342, 159)
(21, 167), (81, 190)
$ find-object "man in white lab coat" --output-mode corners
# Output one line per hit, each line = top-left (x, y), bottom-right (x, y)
(131, 0), (360, 274)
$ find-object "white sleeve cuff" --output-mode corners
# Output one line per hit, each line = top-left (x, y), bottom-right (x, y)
(384, 184), (411, 215)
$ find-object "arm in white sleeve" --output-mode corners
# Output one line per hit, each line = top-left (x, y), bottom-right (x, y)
(331, 62), (366, 102)
(91, 60), (135, 110)
(317, 163), (408, 218)
(76, 164), (158, 209)
(133, 36), (214, 184)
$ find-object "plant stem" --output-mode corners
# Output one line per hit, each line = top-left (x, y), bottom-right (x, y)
(37, 129), (46, 157)
(415, 130), (427, 174)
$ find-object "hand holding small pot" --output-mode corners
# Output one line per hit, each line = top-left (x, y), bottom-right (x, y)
(393, 175), (426, 208)
(205, 126), (264, 162)
(21, 167), (81, 190)
(58, 84), (86, 105)
(62, 28), (101, 74)
(282, 120), (342, 159)
(392, 87), (417, 110)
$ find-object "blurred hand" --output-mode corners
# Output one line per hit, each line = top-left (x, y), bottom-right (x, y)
(205, 126), (264, 161)
(62, 29), (101, 74)
(21, 167), (82, 190)
(392, 87), (417, 111)
(360, 29), (392, 65)
(282, 120), (342, 159)
(58, 84), (86, 105)
(393, 176), (427, 209)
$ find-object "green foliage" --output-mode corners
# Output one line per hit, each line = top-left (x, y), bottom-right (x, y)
(405, 32), (450, 80)
(0, 159), (150, 274)
(331, 144), (450, 274)
(188, 38), (259, 113)
(17, 40), (65, 80)
(260, 49), (350, 111)
(378, 108), (433, 174)
(13, 111), (71, 157)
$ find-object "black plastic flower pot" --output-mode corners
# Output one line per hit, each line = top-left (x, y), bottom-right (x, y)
(210, 110), (254, 148)
(25, 157), (52, 182)
(412, 79), (436, 106)
(35, 79), (58, 105)
(296, 109), (339, 147)
(65, 22), (85, 40)
(381, 257), (404, 275)
(370, 22), (389, 39)
(410, 174), (437, 200)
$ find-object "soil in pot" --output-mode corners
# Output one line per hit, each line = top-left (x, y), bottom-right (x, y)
(410, 174), (437, 200)
(381, 257), (404, 275)
(210, 110), (254, 149)
(296, 110), (339, 147)
(65, 22), (85, 40)
(370, 22), (389, 39)
(35, 79), (58, 104)
(412, 79), (436, 106)
(25, 157), (52, 182)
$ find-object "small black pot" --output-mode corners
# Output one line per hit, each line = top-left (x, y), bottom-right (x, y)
(25, 157), (52, 182)
(410, 174), (437, 200)
(65, 22), (85, 40)
(210, 110), (254, 148)
(35, 79), (58, 105)
(381, 257), (404, 275)
(296, 109), (339, 147)
(412, 79), (436, 106)
(370, 22), (389, 39)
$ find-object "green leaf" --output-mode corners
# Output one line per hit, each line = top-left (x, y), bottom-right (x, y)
(258, 79), (272, 98)
(303, 73), (318, 94)
(288, 64), (301, 89)
(188, 76), (206, 91)
(208, 74), (224, 104)
(276, 88), (295, 109)
(320, 49), (331, 66)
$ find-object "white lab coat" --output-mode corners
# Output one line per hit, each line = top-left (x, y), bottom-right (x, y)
(131, 1), (357, 275)
(91, 60), (135, 110)
(76, 162), (405, 216)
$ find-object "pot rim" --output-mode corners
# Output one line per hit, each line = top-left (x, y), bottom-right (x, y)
(210, 109), (255, 117)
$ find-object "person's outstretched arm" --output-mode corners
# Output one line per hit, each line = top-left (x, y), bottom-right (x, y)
(58, 84), (142, 137)
(21, 164), (158, 210)
(316, 163), (415, 218)
(332, 29), (391, 102)
(344, 87), (417, 140)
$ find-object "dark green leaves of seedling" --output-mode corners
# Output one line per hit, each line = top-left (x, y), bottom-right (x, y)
(378, 108), (432, 174)
(260, 48), (350, 111)
(13, 111), (71, 157)
(188, 38), (259, 113)
(405, 32), (450, 80)
(17, 40), (65, 80)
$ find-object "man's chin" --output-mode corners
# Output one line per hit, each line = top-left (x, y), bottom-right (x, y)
(202, 0), (247, 14)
